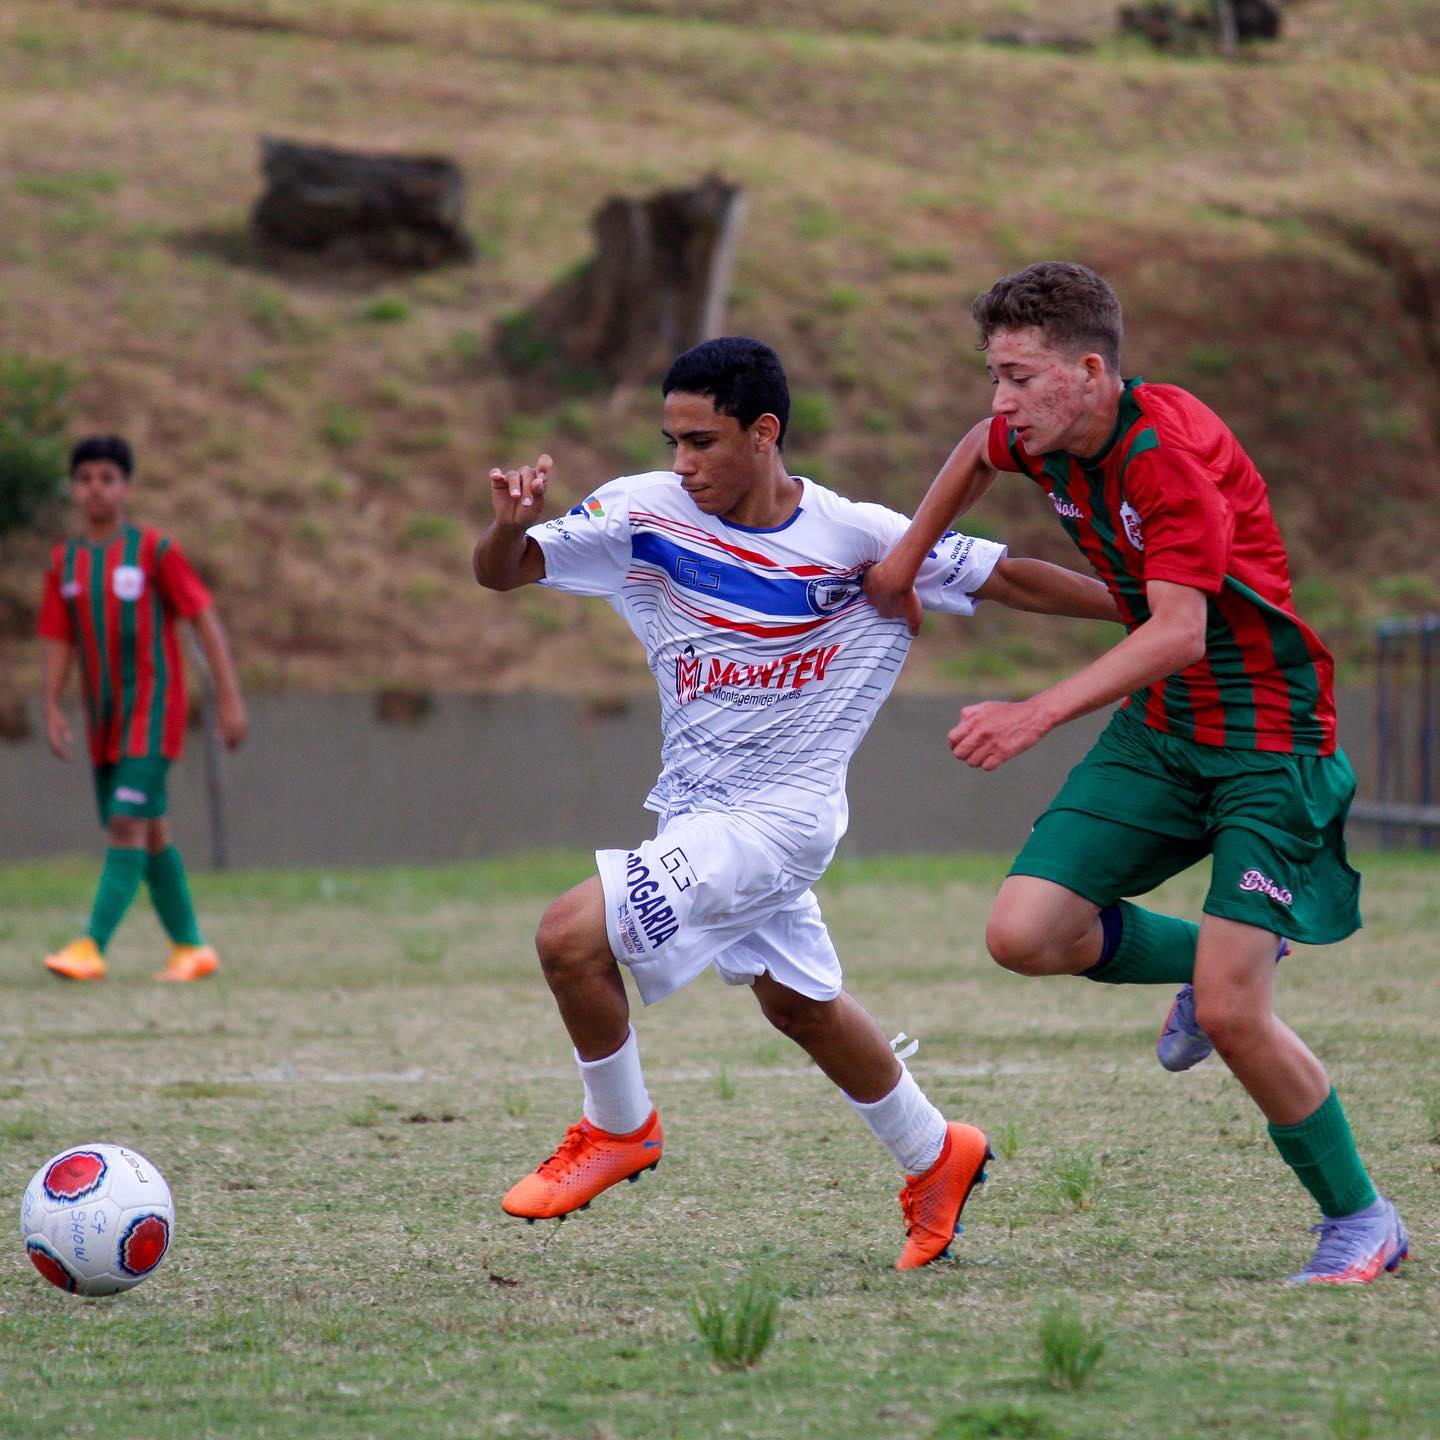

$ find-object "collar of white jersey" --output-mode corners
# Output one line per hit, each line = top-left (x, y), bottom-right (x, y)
(711, 475), (809, 535)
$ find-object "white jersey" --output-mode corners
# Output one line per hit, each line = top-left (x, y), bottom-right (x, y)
(529, 472), (1005, 880)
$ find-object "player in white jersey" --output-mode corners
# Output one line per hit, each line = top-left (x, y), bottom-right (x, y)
(474, 337), (1118, 1268)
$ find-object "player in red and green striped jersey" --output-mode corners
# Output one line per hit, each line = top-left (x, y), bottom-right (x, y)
(37, 435), (247, 984)
(866, 262), (1408, 1286)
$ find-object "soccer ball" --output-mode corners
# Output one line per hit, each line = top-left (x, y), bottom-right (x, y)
(21, 1143), (174, 1297)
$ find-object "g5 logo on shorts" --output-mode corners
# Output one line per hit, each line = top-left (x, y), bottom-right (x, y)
(112, 565), (146, 602)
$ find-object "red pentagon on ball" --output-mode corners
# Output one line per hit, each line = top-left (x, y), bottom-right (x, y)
(119, 1213), (170, 1275)
(44, 1150), (108, 1202)
(27, 1241), (79, 1292)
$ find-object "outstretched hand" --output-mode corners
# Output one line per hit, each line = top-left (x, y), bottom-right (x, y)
(863, 558), (923, 637)
(489, 453), (553, 527)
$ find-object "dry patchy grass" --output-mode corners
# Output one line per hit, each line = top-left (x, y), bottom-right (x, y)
(0, 851), (1437, 1438)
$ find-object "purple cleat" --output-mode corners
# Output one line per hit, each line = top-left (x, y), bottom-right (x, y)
(1287, 1195), (1410, 1285)
(1156, 938), (1290, 1072)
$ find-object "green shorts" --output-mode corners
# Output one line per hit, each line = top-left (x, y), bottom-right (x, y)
(93, 756), (170, 826)
(1011, 707), (1362, 944)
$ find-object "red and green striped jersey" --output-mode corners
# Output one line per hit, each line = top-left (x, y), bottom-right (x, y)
(987, 379), (1337, 756)
(37, 525), (212, 765)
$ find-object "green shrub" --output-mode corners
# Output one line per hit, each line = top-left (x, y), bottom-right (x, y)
(787, 389), (835, 442)
(691, 1271), (781, 1370)
(0, 353), (72, 538)
(1048, 1148), (1102, 1210)
(619, 425), (664, 470)
(823, 284), (865, 315)
(993, 1118), (1025, 1159)
(931, 1403), (1063, 1439)
(496, 309), (558, 370)
(794, 203), (840, 239)
(1037, 1300), (1107, 1392)
(319, 405), (366, 448)
(1184, 341), (1234, 377)
(889, 243), (953, 273)
(399, 511), (460, 546)
(17, 169), (119, 200)
(359, 294), (413, 325)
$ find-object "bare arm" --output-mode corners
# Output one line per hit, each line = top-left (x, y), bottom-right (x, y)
(192, 606), (248, 748)
(974, 556), (1121, 623)
(864, 418), (1000, 633)
(473, 453), (552, 591)
(949, 580), (1208, 770)
(42, 638), (76, 760)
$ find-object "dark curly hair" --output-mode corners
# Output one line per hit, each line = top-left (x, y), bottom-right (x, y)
(70, 434), (134, 477)
(972, 262), (1123, 373)
(661, 336), (790, 448)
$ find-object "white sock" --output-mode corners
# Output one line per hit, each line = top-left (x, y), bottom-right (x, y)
(846, 1065), (947, 1175)
(576, 1026), (652, 1135)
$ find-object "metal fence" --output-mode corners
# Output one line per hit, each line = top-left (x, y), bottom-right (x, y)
(1350, 614), (1440, 847)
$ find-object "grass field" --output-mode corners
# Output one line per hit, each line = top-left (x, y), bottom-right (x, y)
(1, 851), (1436, 1439)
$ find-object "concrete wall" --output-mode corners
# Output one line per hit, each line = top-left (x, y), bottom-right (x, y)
(0, 689), (1378, 868)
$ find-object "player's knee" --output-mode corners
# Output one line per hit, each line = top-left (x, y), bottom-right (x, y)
(756, 988), (824, 1044)
(1193, 989), (1265, 1054)
(534, 894), (600, 982)
(985, 912), (1055, 976)
(109, 816), (145, 847)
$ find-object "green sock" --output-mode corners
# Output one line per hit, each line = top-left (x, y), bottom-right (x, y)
(1268, 1087), (1379, 1219)
(86, 847), (148, 952)
(145, 846), (203, 946)
(1081, 900), (1198, 984)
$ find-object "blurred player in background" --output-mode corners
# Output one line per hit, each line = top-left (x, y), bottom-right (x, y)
(866, 262), (1408, 1286)
(474, 336), (1119, 1268)
(38, 435), (247, 983)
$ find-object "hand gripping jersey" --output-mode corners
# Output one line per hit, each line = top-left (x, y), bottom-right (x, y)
(530, 473), (1005, 880)
(37, 525), (212, 765)
(989, 380), (1337, 756)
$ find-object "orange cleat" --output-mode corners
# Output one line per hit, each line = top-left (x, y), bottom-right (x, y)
(896, 1121), (992, 1270)
(502, 1110), (664, 1221)
(155, 944), (220, 982)
(44, 937), (108, 983)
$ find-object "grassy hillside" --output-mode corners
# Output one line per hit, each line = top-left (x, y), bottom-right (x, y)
(2, 0), (1438, 700)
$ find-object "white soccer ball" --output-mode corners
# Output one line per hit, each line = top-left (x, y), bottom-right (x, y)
(21, 1143), (174, 1297)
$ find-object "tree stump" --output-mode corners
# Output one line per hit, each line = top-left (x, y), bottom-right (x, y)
(1117, 0), (1280, 50)
(564, 174), (746, 383)
(1232, 0), (1282, 40)
(252, 137), (474, 267)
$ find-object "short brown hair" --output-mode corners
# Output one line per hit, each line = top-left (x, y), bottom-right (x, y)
(972, 262), (1123, 373)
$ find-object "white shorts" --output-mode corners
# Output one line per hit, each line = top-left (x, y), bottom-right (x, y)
(595, 811), (843, 1007)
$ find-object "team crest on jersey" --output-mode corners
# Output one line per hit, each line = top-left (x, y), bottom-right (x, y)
(1119, 500), (1145, 551)
(112, 564), (146, 601)
(805, 575), (863, 615)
